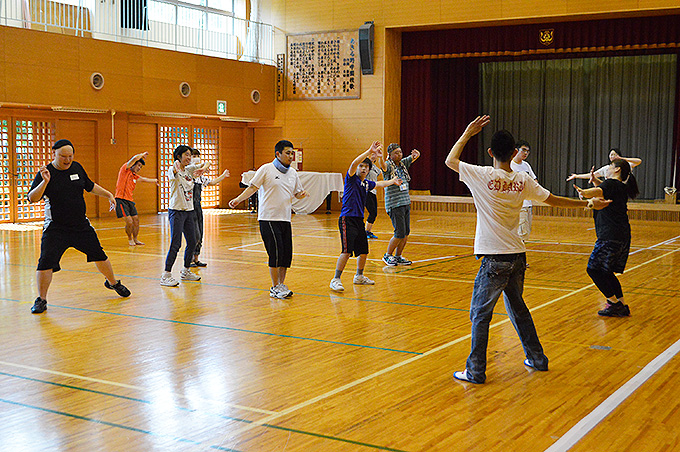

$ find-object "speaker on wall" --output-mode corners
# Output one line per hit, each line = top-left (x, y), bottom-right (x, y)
(359, 21), (374, 75)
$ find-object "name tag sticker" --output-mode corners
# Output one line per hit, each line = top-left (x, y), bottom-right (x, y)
(399, 183), (408, 191)
(70, 174), (80, 181)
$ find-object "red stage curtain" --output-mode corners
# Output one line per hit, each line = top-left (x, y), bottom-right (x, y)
(401, 14), (680, 197)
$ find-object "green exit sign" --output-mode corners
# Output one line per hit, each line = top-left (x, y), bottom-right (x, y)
(216, 100), (227, 115)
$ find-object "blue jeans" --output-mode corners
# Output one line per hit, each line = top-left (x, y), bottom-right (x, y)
(465, 253), (547, 383)
(165, 209), (197, 272)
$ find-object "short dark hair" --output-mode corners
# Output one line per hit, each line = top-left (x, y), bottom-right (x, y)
(173, 145), (193, 161)
(490, 130), (516, 162)
(52, 139), (74, 151)
(190, 148), (200, 156)
(360, 158), (373, 171)
(134, 158), (146, 167)
(387, 143), (401, 155)
(515, 139), (530, 151)
(275, 140), (294, 156)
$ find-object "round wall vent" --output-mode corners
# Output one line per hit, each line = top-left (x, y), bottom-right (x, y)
(179, 82), (191, 98)
(250, 89), (261, 104)
(90, 72), (105, 90)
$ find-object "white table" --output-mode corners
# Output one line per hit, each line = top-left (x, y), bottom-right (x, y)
(241, 171), (344, 214)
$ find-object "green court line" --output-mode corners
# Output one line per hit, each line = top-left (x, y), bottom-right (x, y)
(6, 262), (481, 315)
(0, 397), (241, 451)
(0, 296), (421, 355)
(0, 371), (408, 451)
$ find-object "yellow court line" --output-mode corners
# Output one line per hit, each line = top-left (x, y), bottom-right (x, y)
(0, 360), (278, 416)
(217, 241), (680, 442)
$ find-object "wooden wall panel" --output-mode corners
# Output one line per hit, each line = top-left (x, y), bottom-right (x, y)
(253, 127), (282, 167)
(127, 122), (159, 214)
(220, 126), (246, 206)
(0, 27), (275, 120)
(55, 119), (98, 218)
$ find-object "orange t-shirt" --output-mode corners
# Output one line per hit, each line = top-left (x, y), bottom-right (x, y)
(115, 163), (140, 201)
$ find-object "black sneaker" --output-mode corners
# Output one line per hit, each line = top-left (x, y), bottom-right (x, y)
(31, 297), (47, 314)
(193, 261), (207, 267)
(598, 301), (630, 317)
(105, 279), (131, 297)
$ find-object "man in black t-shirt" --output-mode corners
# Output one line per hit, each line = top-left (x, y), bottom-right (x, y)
(27, 139), (131, 314)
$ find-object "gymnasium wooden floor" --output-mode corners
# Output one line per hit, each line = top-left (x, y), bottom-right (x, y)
(1, 209), (679, 451)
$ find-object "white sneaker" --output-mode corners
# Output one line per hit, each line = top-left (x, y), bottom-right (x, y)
(353, 274), (375, 285)
(329, 278), (345, 292)
(180, 269), (201, 281)
(269, 286), (288, 299)
(276, 283), (293, 298)
(160, 274), (179, 287)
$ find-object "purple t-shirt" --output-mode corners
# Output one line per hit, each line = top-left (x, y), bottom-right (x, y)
(340, 172), (376, 218)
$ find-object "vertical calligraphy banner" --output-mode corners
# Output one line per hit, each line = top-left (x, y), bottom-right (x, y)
(286, 30), (360, 100)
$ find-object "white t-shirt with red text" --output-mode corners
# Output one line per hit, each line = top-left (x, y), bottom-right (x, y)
(459, 161), (550, 255)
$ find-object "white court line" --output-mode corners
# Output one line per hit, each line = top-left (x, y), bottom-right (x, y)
(412, 255), (462, 264)
(0, 360), (278, 416)
(543, 337), (680, 452)
(228, 241), (264, 250)
(218, 236), (680, 443)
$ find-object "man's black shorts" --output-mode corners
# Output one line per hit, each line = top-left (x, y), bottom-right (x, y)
(259, 220), (293, 268)
(37, 224), (108, 272)
(115, 198), (138, 218)
(338, 216), (369, 257)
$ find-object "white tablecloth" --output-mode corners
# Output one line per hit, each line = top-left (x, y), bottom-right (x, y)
(241, 171), (344, 214)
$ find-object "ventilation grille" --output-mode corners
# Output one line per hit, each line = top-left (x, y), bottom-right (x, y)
(250, 89), (261, 104)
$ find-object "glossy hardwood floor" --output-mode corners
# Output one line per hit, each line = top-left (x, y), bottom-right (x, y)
(1, 210), (679, 452)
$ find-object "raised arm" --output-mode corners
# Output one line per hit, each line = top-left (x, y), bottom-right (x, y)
(27, 167), (51, 203)
(623, 156), (642, 168)
(126, 152), (148, 169)
(445, 115), (491, 173)
(349, 141), (381, 176)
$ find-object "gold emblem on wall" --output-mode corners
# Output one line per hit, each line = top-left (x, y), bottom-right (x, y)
(539, 29), (554, 46)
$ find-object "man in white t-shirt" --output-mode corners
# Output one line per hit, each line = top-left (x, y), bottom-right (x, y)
(445, 116), (611, 384)
(510, 140), (537, 244)
(229, 140), (308, 299)
(160, 145), (204, 287)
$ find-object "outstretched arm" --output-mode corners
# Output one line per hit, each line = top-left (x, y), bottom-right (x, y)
(544, 193), (610, 210)
(229, 185), (259, 208)
(375, 177), (402, 188)
(138, 176), (159, 185)
(445, 115), (491, 173)
(566, 172), (592, 181)
(205, 169), (231, 186)
(126, 152), (149, 169)
(349, 141), (381, 176)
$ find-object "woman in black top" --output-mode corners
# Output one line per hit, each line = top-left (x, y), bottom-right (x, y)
(575, 159), (639, 317)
